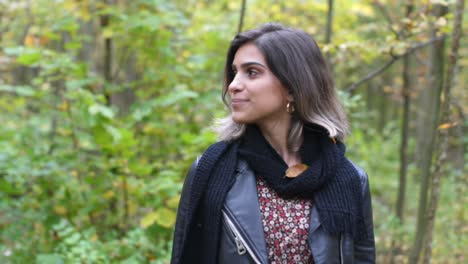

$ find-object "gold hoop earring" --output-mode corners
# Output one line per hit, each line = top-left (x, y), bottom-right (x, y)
(286, 102), (295, 113)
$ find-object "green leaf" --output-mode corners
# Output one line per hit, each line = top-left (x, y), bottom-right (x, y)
(104, 124), (122, 143)
(153, 89), (199, 107)
(0, 85), (36, 96)
(36, 254), (65, 264)
(17, 50), (42, 65)
(16, 86), (37, 96)
(92, 124), (113, 148)
(89, 104), (115, 119)
(3, 46), (25, 56)
(64, 232), (82, 245)
(65, 78), (96, 90)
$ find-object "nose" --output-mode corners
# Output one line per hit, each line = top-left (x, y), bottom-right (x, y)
(228, 74), (243, 95)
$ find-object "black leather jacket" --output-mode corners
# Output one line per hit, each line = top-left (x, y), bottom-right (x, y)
(172, 158), (375, 264)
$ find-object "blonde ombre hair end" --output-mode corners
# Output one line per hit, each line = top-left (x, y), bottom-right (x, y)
(213, 23), (349, 151)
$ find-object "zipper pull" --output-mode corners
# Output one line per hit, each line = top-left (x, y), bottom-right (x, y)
(235, 237), (246, 255)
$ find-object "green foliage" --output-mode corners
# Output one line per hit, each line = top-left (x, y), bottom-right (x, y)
(346, 111), (466, 263)
(0, 0), (466, 263)
(0, 0), (223, 262)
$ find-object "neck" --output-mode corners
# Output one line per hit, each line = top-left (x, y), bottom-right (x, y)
(257, 121), (301, 167)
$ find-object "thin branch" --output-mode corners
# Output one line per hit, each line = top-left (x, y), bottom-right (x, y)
(237, 0), (247, 34)
(346, 57), (397, 92)
(407, 35), (445, 52)
(345, 35), (445, 92)
(20, 0), (33, 44)
(372, 0), (400, 37)
(414, 52), (430, 67)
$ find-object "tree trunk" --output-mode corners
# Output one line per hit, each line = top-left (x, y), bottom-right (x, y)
(392, 3), (414, 256)
(377, 75), (389, 134)
(365, 82), (373, 114)
(395, 0), (414, 234)
(110, 54), (137, 114)
(409, 4), (447, 264)
(77, 18), (97, 71)
(325, 0), (334, 69)
(423, 0), (464, 263)
(100, 0), (113, 105)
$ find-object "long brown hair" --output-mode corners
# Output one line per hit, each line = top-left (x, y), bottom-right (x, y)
(214, 23), (348, 151)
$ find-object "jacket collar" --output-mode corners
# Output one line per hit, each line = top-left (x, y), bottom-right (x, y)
(224, 159), (343, 264)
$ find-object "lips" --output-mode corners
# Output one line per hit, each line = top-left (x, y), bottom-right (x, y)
(231, 99), (249, 103)
(231, 99), (249, 108)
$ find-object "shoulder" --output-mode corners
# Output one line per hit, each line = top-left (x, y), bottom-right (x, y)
(346, 158), (370, 188)
(187, 141), (236, 177)
(200, 141), (231, 160)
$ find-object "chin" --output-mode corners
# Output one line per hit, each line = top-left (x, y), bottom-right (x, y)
(231, 114), (250, 124)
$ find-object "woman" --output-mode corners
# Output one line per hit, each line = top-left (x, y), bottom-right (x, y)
(171, 23), (375, 264)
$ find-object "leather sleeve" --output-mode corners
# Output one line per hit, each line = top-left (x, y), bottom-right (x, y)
(171, 158), (199, 264)
(354, 169), (376, 263)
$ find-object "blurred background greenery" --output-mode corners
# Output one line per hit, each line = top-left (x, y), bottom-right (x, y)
(0, 0), (466, 263)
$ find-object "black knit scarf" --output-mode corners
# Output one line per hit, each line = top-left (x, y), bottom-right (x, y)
(178, 124), (368, 264)
(238, 124), (366, 237)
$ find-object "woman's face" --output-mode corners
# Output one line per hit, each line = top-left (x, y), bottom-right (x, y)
(228, 43), (292, 128)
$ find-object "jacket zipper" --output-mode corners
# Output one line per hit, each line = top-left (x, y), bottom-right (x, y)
(339, 234), (344, 264)
(222, 210), (261, 264)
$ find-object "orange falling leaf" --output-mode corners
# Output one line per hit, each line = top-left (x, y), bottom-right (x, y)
(285, 164), (309, 178)
(438, 122), (457, 130)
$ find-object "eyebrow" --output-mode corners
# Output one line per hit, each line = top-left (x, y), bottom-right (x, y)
(231, 62), (267, 69)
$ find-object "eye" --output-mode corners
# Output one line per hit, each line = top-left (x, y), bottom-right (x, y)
(247, 68), (259, 77)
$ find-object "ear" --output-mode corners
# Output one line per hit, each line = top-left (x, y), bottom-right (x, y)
(286, 90), (294, 102)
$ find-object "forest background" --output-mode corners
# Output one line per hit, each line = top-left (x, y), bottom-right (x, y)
(0, 0), (466, 263)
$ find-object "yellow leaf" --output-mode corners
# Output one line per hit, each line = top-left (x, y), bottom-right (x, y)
(285, 164), (309, 178)
(227, 2), (237, 10)
(438, 122), (457, 130)
(57, 128), (72, 136)
(62, 0), (77, 12)
(271, 4), (281, 14)
(34, 222), (45, 233)
(140, 211), (159, 228)
(113, 180), (120, 187)
(383, 86), (393, 93)
(102, 190), (115, 200)
(167, 195), (181, 209)
(140, 208), (176, 229)
(90, 234), (98, 242)
(182, 50), (190, 59)
(290, 16), (298, 25)
(351, 4), (374, 17)
(155, 208), (176, 228)
(54, 205), (67, 216)
(128, 201), (138, 215)
(24, 35), (36, 47)
(58, 100), (69, 111)
(102, 28), (114, 38)
(142, 124), (155, 134)
(435, 17), (447, 27)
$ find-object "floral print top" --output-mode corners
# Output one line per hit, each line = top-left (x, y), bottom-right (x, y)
(256, 177), (314, 264)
